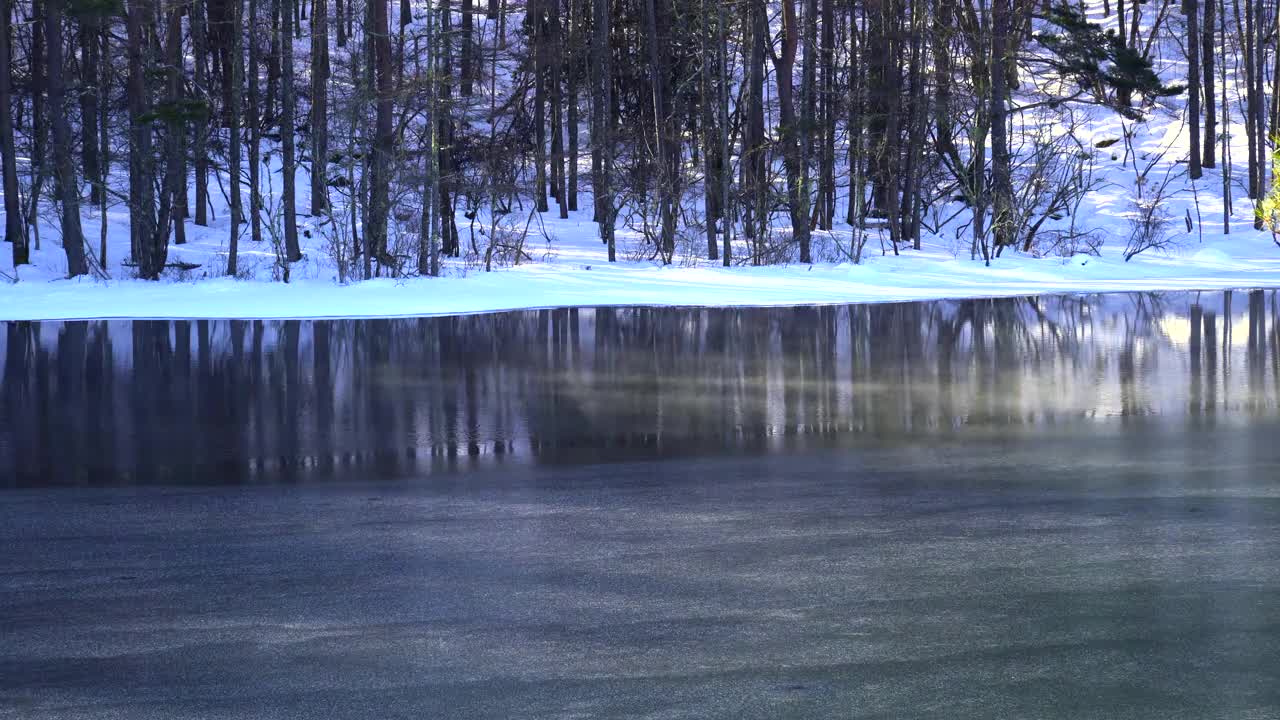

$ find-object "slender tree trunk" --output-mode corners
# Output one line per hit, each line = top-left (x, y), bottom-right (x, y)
(164, 0), (187, 247)
(369, 0), (395, 266)
(1202, 0), (1215, 167)
(990, 0), (1013, 250)
(800, 0), (817, 232)
(193, 0), (211, 224)
(461, 0), (475, 95)
(550, 0), (567, 218)
(98, 26), (109, 262)
(424, 0), (441, 274)
(846, 7), (861, 226)
(438, 0), (458, 256)
(700, 0), (719, 260)
(228, 0), (245, 274)
(774, 0), (811, 262)
(29, 0), (48, 251)
(0, 2), (27, 264)
(744, 0), (766, 261)
(127, 0), (164, 278)
(1239, 0), (1257, 197)
(45, 0), (89, 276)
(1188, 0), (1202, 179)
(566, 0), (579, 211)
(336, 0), (346, 45)
(592, 0), (615, 259)
(281, 0), (302, 260)
(311, 0), (330, 215)
(248, 0), (263, 244)
(533, 0), (548, 212)
(1252, 0), (1265, 226)
(78, 19), (101, 206)
(816, 0), (835, 230)
(717, 0), (732, 265)
(642, 0), (676, 261)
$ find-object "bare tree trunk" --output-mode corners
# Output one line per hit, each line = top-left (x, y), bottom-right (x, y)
(550, 0), (567, 218)
(311, 0), (330, 215)
(816, 0), (835, 230)
(592, 0), (615, 260)
(281, 0), (302, 260)
(336, 0), (346, 45)
(127, 0), (165, 278)
(566, 0), (579, 211)
(164, 0), (187, 247)
(700, 0), (719, 260)
(78, 19), (101, 206)
(1188, 0), (1202, 179)
(744, 0), (766, 261)
(1202, 0), (1215, 167)
(45, 0), (89, 276)
(461, 0), (475, 95)
(438, 0), (458, 256)
(717, 0), (732, 265)
(0, 2), (27, 264)
(533, 0), (548, 212)
(846, 6), (862, 226)
(228, 0), (244, 274)
(29, 0), (48, 252)
(248, 0), (264, 244)
(193, 0), (211, 224)
(990, 0), (1013, 250)
(368, 0), (395, 267)
(642, 0), (676, 261)
(774, 0), (811, 262)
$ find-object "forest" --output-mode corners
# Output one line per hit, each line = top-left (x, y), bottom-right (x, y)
(0, 0), (1275, 287)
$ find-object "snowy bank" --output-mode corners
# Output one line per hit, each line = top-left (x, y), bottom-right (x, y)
(5, 233), (1280, 320)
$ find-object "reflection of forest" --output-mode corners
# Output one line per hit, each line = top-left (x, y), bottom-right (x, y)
(3, 291), (1278, 485)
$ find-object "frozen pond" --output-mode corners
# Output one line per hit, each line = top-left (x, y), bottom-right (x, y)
(2, 291), (1280, 718)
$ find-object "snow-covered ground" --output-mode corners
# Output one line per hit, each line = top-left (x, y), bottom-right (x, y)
(4, 216), (1280, 320)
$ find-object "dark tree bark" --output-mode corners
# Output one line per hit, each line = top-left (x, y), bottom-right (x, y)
(566, 0), (579, 211)
(248, 0), (263, 244)
(1202, 0), (1215, 167)
(438, 0), (458, 256)
(990, 0), (1013, 250)
(228, 0), (244, 274)
(533, 0), (548, 212)
(700, 0), (719, 260)
(77, 19), (101, 207)
(311, 0), (330, 215)
(0, 2), (27, 264)
(281, 0), (301, 260)
(28, 0), (48, 248)
(1188, 0), (1202, 179)
(642, 0), (677, 261)
(193, 0), (211, 224)
(816, 0), (835, 230)
(773, 0), (811, 262)
(461, 0), (475, 96)
(717, 0), (731, 265)
(45, 0), (89, 276)
(550, 0), (567, 218)
(743, 0), (766, 260)
(127, 0), (165, 278)
(592, 0), (615, 260)
(336, 0), (346, 45)
(368, 0), (395, 266)
(163, 0), (187, 248)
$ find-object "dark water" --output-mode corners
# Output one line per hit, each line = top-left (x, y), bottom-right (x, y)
(2, 291), (1280, 718)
